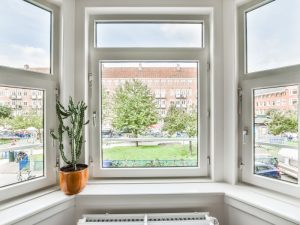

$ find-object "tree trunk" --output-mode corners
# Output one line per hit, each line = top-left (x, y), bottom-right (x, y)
(135, 133), (139, 147)
(189, 140), (192, 156)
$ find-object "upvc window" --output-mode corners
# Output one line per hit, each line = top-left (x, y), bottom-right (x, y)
(89, 15), (210, 178)
(0, 0), (59, 201)
(239, 0), (300, 196)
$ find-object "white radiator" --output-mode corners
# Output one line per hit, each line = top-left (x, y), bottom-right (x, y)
(78, 212), (219, 225)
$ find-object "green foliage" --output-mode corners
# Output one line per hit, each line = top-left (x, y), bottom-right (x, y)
(267, 110), (298, 135)
(163, 106), (197, 137)
(9, 114), (42, 130)
(163, 105), (185, 135)
(112, 80), (158, 145)
(0, 106), (12, 118)
(51, 97), (89, 170)
(163, 106), (197, 154)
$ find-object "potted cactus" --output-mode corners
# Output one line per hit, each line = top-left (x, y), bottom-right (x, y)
(51, 97), (89, 195)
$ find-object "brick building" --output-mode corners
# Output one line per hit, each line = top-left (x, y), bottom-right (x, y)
(101, 64), (198, 130)
(254, 85), (298, 115)
(0, 86), (43, 116)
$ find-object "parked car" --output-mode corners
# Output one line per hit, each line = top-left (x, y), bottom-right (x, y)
(278, 148), (298, 179)
(255, 162), (281, 179)
(255, 154), (278, 168)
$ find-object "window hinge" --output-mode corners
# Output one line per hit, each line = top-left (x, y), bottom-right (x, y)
(207, 110), (210, 118)
(90, 156), (94, 167)
(55, 87), (60, 99)
(88, 73), (93, 87)
(239, 161), (245, 170)
(207, 62), (210, 72)
(207, 156), (211, 165)
(238, 87), (243, 114)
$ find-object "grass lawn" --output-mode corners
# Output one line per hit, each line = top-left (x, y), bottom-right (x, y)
(0, 139), (12, 145)
(30, 154), (43, 161)
(103, 143), (197, 161)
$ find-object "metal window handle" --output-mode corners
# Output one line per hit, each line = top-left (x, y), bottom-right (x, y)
(92, 111), (97, 127)
(242, 129), (248, 144)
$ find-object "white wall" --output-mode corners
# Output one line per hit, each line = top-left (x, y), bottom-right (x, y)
(225, 205), (272, 225)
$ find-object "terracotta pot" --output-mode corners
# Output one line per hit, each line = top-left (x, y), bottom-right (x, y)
(59, 164), (88, 195)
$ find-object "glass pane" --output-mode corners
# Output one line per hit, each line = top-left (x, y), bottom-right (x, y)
(96, 23), (203, 48)
(0, 0), (51, 73)
(101, 62), (198, 168)
(253, 85), (298, 183)
(0, 86), (44, 187)
(246, 0), (300, 73)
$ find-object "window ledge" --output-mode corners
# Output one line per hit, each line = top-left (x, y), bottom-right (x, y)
(1, 182), (300, 225)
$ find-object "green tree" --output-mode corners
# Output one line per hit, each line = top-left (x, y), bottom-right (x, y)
(163, 106), (197, 155)
(0, 106), (12, 118)
(163, 105), (185, 135)
(112, 80), (158, 146)
(9, 114), (42, 130)
(267, 110), (298, 136)
(184, 109), (197, 154)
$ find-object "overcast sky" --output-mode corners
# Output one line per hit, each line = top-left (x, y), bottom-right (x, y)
(0, 0), (50, 69)
(247, 0), (300, 73)
(0, 0), (299, 72)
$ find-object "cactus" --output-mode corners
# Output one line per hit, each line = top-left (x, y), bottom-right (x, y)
(51, 97), (89, 171)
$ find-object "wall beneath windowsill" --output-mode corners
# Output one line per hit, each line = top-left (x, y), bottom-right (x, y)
(1, 182), (300, 225)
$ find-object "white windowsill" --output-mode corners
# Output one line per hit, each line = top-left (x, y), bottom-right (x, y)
(1, 182), (300, 225)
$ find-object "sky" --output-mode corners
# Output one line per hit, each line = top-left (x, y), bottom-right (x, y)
(0, 0), (299, 72)
(0, 0), (51, 69)
(97, 23), (203, 48)
(247, 0), (300, 73)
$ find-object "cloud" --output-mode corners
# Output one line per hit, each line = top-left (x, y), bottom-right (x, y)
(160, 24), (203, 47)
(0, 44), (50, 69)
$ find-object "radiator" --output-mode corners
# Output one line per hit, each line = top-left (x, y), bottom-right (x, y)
(77, 212), (219, 225)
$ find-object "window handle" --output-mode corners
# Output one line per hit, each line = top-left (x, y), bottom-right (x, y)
(242, 128), (248, 144)
(92, 111), (97, 127)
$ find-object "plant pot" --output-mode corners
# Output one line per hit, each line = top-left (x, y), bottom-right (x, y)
(59, 164), (88, 195)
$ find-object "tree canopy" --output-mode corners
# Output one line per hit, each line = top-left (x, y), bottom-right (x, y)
(163, 106), (197, 154)
(0, 106), (12, 119)
(112, 80), (158, 145)
(266, 110), (298, 136)
(9, 114), (43, 130)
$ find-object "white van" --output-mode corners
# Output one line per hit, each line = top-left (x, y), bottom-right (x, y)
(278, 148), (298, 179)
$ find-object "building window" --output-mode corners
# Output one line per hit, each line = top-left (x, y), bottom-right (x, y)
(0, 0), (57, 202)
(245, 0), (300, 73)
(0, 0), (52, 74)
(91, 18), (209, 178)
(240, 0), (300, 195)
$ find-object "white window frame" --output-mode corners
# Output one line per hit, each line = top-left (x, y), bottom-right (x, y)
(239, 0), (300, 196)
(0, 0), (59, 202)
(89, 15), (210, 178)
